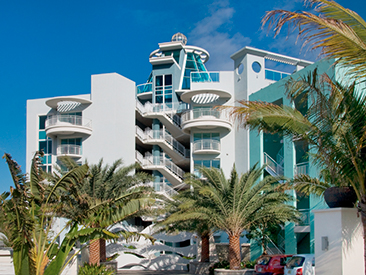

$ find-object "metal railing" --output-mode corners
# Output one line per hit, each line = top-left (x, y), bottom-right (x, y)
(136, 151), (185, 179)
(136, 101), (190, 129)
(265, 235), (284, 255)
(264, 152), (284, 176)
(298, 209), (310, 226)
(145, 181), (178, 197)
(181, 108), (226, 123)
(135, 126), (190, 158)
(295, 162), (309, 175)
(45, 115), (92, 128)
(57, 145), (82, 156)
(136, 83), (153, 95)
(191, 71), (220, 83)
(192, 139), (220, 152)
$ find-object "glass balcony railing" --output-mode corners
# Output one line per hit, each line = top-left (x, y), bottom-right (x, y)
(265, 69), (290, 81)
(191, 72), (220, 83)
(136, 83), (153, 95)
(295, 162), (309, 175)
(298, 209), (310, 226)
(181, 108), (221, 123)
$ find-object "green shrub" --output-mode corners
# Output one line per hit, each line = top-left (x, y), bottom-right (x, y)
(242, 260), (256, 269)
(209, 260), (230, 275)
(78, 263), (114, 275)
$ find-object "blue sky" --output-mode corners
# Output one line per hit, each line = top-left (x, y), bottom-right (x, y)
(0, 0), (365, 193)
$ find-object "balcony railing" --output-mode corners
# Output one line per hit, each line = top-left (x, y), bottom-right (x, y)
(136, 151), (185, 180)
(295, 162), (309, 175)
(264, 152), (284, 176)
(193, 139), (220, 153)
(265, 69), (290, 81)
(46, 115), (92, 128)
(298, 209), (310, 226)
(191, 71), (220, 83)
(57, 145), (82, 156)
(181, 108), (222, 123)
(136, 126), (190, 158)
(136, 83), (153, 95)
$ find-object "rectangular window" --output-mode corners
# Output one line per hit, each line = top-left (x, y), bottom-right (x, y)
(39, 116), (46, 130)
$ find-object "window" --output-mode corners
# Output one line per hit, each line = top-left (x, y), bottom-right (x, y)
(39, 115), (52, 172)
(193, 133), (220, 141)
(194, 159), (220, 170)
(155, 74), (173, 105)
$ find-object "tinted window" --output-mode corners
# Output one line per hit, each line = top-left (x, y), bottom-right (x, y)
(257, 256), (271, 265)
(287, 257), (305, 268)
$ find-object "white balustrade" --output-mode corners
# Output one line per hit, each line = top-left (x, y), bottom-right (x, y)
(46, 115), (92, 128)
(57, 145), (82, 156)
(264, 152), (284, 176)
(193, 139), (220, 153)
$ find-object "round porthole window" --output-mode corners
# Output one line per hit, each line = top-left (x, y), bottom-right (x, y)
(237, 63), (244, 75)
(252, 61), (261, 73)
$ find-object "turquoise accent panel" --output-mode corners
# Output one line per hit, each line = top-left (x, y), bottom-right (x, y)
(39, 131), (46, 139)
(250, 239), (262, 261)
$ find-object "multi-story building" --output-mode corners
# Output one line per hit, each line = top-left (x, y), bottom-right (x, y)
(26, 33), (324, 269)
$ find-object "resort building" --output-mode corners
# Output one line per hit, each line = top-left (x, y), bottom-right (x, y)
(26, 33), (326, 268)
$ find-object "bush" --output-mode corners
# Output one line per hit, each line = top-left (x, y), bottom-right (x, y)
(209, 260), (230, 275)
(242, 260), (256, 269)
(78, 263), (114, 275)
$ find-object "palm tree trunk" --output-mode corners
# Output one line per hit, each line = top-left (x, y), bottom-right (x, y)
(201, 233), (210, 262)
(100, 238), (106, 262)
(89, 239), (101, 265)
(228, 234), (241, 270)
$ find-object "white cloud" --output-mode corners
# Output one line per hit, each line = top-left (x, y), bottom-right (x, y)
(188, 1), (251, 71)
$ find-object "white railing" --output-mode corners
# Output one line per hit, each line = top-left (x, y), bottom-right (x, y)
(181, 108), (228, 124)
(45, 115), (92, 128)
(145, 181), (178, 197)
(264, 152), (284, 176)
(136, 126), (190, 158)
(295, 162), (309, 175)
(135, 101), (189, 129)
(136, 151), (185, 179)
(57, 145), (82, 156)
(191, 71), (220, 83)
(193, 139), (220, 152)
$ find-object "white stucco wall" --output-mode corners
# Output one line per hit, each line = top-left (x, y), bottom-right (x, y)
(314, 208), (364, 275)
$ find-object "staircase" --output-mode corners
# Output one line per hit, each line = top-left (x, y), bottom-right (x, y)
(263, 152), (284, 176)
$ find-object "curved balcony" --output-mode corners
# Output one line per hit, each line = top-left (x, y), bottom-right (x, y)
(193, 139), (220, 154)
(181, 108), (232, 133)
(136, 83), (153, 100)
(45, 115), (92, 136)
(57, 145), (82, 158)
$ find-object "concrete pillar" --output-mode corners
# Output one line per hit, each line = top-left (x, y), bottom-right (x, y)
(313, 208), (364, 275)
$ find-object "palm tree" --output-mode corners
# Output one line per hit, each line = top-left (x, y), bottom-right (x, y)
(156, 188), (214, 263)
(262, 0), (366, 80)
(56, 157), (155, 265)
(221, 70), (366, 272)
(181, 165), (297, 270)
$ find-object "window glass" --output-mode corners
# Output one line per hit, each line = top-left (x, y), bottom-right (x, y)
(202, 160), (210, 168)
(212, 160), (220, 169)
(212, 133), (220, 140)
(165, 75), (172, 86)
(47, 140), (52, 154)
(39, 131), (47, 140)
(39, 141), (46, 152)
(202, 133), (210, 140)
(156, 75), (163, 87)
(194, 134), (201, 141)
(39, 116), (46, 130)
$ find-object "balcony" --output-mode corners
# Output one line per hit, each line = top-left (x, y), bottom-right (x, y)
(192, 139), (220, 154)
(295, 162), (309, 175)
(57, 145), (82, 158)
(136, 83), (153, 100)
(45, 115), (92, 136)
(181, 108), (232, 133)
(265, 69), (290, 82)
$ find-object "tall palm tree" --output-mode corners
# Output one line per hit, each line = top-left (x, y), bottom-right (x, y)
(181, 165), (297, 270)
(221, 70), (366, 272)
(262, 0), (366, 80)
(57, 157), (155, 265)
(156, 188), (214, 263)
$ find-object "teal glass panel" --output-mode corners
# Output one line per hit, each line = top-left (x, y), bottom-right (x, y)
(186, 61), (196, 69)
(156, 75), (163, 87)
(274, 72), (281, 81)
(156, 96), (163, 103)
(39, 141), (46, 152)
(282, 73), (290, 79)
(202, 160), (210, 167)
(182, 77), (190, 89)
(212, 133), (220, 140)
(265, 70), (273, 80)
(184, 69), (191, 77)
(39, 116), (46, 130)
(39, 131), (47, 140)
(212, 159), (220, 169)
(165, 75), (172, 86)
(202, 133), (210, 140)
(47, 155), (52, 164)
(194, 133), (201, 141)
(47, 140), (52, 154)
(76, 138), (82, 145)
(210, 73), (220, 82)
